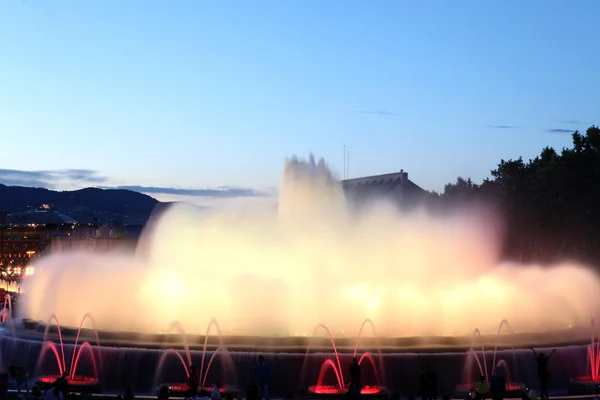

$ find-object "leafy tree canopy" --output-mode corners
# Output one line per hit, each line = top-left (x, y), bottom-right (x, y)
(440, 126), (600, 264)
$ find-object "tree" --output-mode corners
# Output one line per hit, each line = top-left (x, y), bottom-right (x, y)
(443, 125), (600, 264)
(442, 177), (479, 200)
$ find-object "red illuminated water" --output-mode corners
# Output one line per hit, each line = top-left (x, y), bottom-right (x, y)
(154, 319), (237, 392)
(491, 319), (512, 371)
(156, 349), (190, 380)
(316, 359), (341, 389)
(70, 313), (101, 380)
(37, 375), (100, 386)
(572, 376), (600, 383)
(471, 328), (489, 381)
(1, 294), (12, 323)
(36, 314), (100, 387)
(455, 383), (525, 392)
(358, 352), (381, 386)
(41, 314), (66, 373)
(464, 320), (514, 384)
(300, 324), (345, 389)
(587, 319), (600, 381)
(198, 319), (236, 387)
(168, 321), (192, 367)
(202, 346), (229, 387)
(301, 320), (386, 394)
(165, 383), (227, 394)
(353, 319), (385, 385)
(71, 342), (99, 381)
(308, 385), (383, 395)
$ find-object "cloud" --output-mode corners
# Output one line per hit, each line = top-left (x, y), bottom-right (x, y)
(354, 110), (401, 116)
(547, 128), (575, 134)
(557, 120), (588, 125)
(113, 185), (271, 198)
(485, 125), (519, 129)
(0, 169), (107, 188)
(0, 169), (274, 200)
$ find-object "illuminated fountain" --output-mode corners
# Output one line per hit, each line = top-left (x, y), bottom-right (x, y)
(0, 294), (15, 339)
(569, 319), (600, 395)
(0, 294), (12, 323)
(35, 314), (101, 392)
(455, 320), (526, 397)
(154, 320), (239, 396)
(18, 155), (600, 338)
(302, 320), (387, 398)
(1, 155), (599, 395)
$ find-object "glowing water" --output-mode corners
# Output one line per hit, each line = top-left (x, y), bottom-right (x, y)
(20, 155), (600, 336)
(303, 320), (385, 395)
(154, 319), (237, 389)
(36, 314), (101, 382)
(464, 321), (515, 384)
(582, 319), (600, 382)
(1, 294), (12, 323)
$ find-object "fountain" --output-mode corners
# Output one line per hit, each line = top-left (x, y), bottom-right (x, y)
(154, 320), (239, 397)
(303, 321), (387, 398)
(0, 155), (599, 395)
(1, 294), (12, 323)
(34, 314), (101, 392)
(455, 320), (526, 398)
(18, 155), (600, 338)
(569, 319), (600, 395)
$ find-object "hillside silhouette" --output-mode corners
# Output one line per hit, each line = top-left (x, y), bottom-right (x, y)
(0, 184), (158, 224)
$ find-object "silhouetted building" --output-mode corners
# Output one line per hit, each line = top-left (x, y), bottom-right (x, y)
(50, 223), (143, 253)
(342, 169), (428, 209)
(0, 210), (79, 267)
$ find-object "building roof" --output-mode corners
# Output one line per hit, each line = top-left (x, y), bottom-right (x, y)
(6, 210), (78, 226)
(342, 170), (427, 201)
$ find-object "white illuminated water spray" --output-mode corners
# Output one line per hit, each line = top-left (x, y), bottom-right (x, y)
(20, 155), (600, 337)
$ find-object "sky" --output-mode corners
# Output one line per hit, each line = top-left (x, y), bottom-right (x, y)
(0, 0), (599, 207)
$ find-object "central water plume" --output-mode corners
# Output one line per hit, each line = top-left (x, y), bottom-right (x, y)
(20, 155), (600, 337)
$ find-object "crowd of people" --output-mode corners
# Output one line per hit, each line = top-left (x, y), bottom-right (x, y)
(0, 350), (558, 400)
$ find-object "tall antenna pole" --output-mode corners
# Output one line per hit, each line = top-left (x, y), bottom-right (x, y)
(343, 145), (346, 180)
(347, 150), (350, 179)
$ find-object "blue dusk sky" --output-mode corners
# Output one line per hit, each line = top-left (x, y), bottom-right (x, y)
(0, 0), (598, 206)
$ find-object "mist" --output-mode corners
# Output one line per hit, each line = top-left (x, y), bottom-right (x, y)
(20, 155), (600, 337)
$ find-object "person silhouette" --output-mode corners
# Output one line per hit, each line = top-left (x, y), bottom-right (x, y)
(530, 348), (556, 400)
(254, 356), (270, 400)
(419, 366), (432, 400)
(349, 357), (361, 390)
(188, 365), (199, 398)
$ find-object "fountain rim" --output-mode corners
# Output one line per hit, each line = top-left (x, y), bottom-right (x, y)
(3, 318), (591, 354)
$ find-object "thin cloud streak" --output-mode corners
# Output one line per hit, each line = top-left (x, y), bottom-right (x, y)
(557, 120), (588, 125)
(485, 125), (519, 129)
(0, 169), (273, 199)
(547, 128), (575, 134)
(114, 185), (271, 198)
(0, 169), (107, 188)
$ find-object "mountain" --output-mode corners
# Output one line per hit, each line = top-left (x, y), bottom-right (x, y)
(0, 184), (159, 224)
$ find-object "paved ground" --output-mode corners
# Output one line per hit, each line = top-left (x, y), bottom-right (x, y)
(5, 391), (600, 400)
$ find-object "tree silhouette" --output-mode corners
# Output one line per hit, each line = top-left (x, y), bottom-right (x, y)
(442, 125), (600, 264)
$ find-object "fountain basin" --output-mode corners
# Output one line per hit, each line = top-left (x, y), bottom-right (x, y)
(568, 377), (600, 395)
(36, 375), (101, 393)
(307, 385), (387, 399)
(453, 383), (526, 399)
